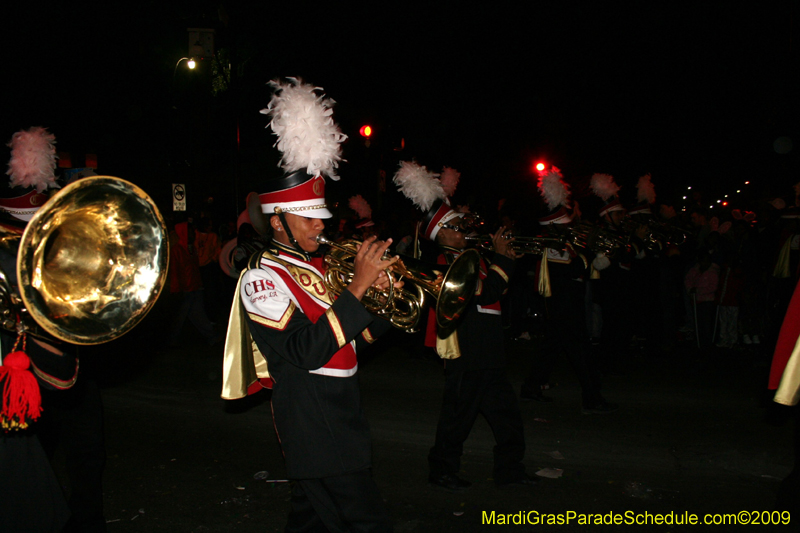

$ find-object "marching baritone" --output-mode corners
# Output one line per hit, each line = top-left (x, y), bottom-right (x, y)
(394, 161), (537, 491)
(222, 78), (397, 532)
(521, 166), (616, 413)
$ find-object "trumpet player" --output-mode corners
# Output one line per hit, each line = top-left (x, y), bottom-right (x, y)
(521, 167), (616, 414)
(588, 173), (643, 374)
(394, 160), (537, 491)
(222, 79), (398, 532)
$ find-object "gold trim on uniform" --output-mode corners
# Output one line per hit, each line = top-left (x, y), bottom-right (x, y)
(489, 264), (509, 283)
(249, 301), (295, 330)
(361, 328), (375, 344)
(279, 261), (333, 306)
(325, 308), (347, 348)
(32, 360), (79, 390)
(475, 278), (483, 296)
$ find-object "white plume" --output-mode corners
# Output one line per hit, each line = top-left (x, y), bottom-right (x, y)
(348, 194), (372, 219)
(537, 166), (570, 211)
(393, 161), (443, 212)
(439, 166), (461, 197)
(590, 173), (619, 201)
(7, 127), (60, 192)
(261, 77), (346, 181)
(637, 173), (656, 204)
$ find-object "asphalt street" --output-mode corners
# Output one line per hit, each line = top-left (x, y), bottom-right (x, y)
(65, 299), (796, 533)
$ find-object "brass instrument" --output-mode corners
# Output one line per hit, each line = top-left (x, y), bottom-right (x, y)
(465, 234), (566, 255)
(0, 176), (169, 345)
(619, 217), (687, 252)
(565, 221), (628, 256)
(316, 235), (480, 333)
(645, 219), (686, 248)
(465, 221), (626, 256)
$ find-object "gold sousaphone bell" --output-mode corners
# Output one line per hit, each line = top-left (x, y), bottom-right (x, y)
(316, 235), (480, 333)
(3, 176), (169, 345)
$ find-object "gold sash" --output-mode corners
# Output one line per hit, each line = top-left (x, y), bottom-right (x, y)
(775, 333), (800, 406)
(436, 330), (461, 359)
(221, 270), (271, 400)
(538, 249), (552, 297)
(774, 236), (793, 279)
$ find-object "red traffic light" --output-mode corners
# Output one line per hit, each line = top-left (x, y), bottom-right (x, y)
(533, 161), (546, 172)
(359, 125), (372, 138)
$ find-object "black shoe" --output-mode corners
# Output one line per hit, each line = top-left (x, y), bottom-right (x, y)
(581, 401), (619, 415)
(428, 473), (472, 492)
(520, 385), (553, 403)
(496, 474), (538, 489)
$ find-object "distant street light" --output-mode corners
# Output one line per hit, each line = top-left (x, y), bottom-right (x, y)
(174, 57), (196, 79)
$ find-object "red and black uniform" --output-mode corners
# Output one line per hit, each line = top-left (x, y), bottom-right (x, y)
(523, 241), (606, 409)
(426, 246), (528, 485)
(241, 239), (392, 532)
(1, 241), (79, 533)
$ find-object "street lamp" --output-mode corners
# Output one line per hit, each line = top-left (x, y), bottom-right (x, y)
(174, 57), (196, 78)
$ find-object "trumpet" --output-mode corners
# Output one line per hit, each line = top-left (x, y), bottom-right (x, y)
(564, 221), (628, 256)
(465, 222), (626, 257)
(465, 234), (567, 255)
(619, 217), (687, 252)
(316, 235), (480, 333)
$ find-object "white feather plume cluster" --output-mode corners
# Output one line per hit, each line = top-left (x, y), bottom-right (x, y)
(393, 161), (443, 212)
(637, 173), (656, 204)
(348, 194), (372, 219)
(439, 166), (461, 197)
(6, 127), (59, 192)
(537, 166), (570, 211)
(261, 77), (346, 181)
(590, 173), (619, 201)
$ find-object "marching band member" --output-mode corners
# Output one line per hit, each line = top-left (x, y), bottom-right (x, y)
(221, 79), (397, 532)
(589, 173), (637, 373)
(521, 166), (616, 413)
(395, 161), (536, 491)
(0, 127), (80, 532)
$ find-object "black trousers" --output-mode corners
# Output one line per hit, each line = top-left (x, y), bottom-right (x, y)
(428, 367), (526, 484)
(524, 279), (604, 408)
(285, 469), (392, 533)
(39, 377), (107, 533)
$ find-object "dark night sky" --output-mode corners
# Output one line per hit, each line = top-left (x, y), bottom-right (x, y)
(5, 2), (798, 222)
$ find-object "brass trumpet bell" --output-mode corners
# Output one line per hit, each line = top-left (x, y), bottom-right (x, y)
(433, 248), (480, 328)
(15, 176), (169, 344)
(316, 236), (480, 332)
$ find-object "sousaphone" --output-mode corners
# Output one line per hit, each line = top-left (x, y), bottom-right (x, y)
(5, 176), (169, 345)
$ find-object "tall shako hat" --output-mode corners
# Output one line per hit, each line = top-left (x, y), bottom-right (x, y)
(537, 166), (572, 225)
(348, 194), (374, 228)
(394, 161), (463, 241)
(258, 78), (346, 220)
(629, 173), (655, 216)
(590, 173), (623, 217)
(1, 127), (60, 221)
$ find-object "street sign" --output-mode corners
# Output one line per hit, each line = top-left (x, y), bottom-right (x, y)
(173, 183), (186, 211)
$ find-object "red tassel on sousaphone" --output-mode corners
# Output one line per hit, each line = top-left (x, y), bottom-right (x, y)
(0, 335), (41, 431)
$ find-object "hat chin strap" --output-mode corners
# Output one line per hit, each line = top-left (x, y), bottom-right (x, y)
(274, 207), (310, 261)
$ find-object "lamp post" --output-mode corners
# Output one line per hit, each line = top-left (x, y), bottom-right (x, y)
(174, 57), (196, 80)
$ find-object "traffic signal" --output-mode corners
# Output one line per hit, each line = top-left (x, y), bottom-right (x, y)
(359, 125), (372, 138)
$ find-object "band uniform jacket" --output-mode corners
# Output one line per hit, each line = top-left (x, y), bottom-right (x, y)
(426, 246), (514, 371)
(240, 240), (390, 479)
(1, 240), (79, 533)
